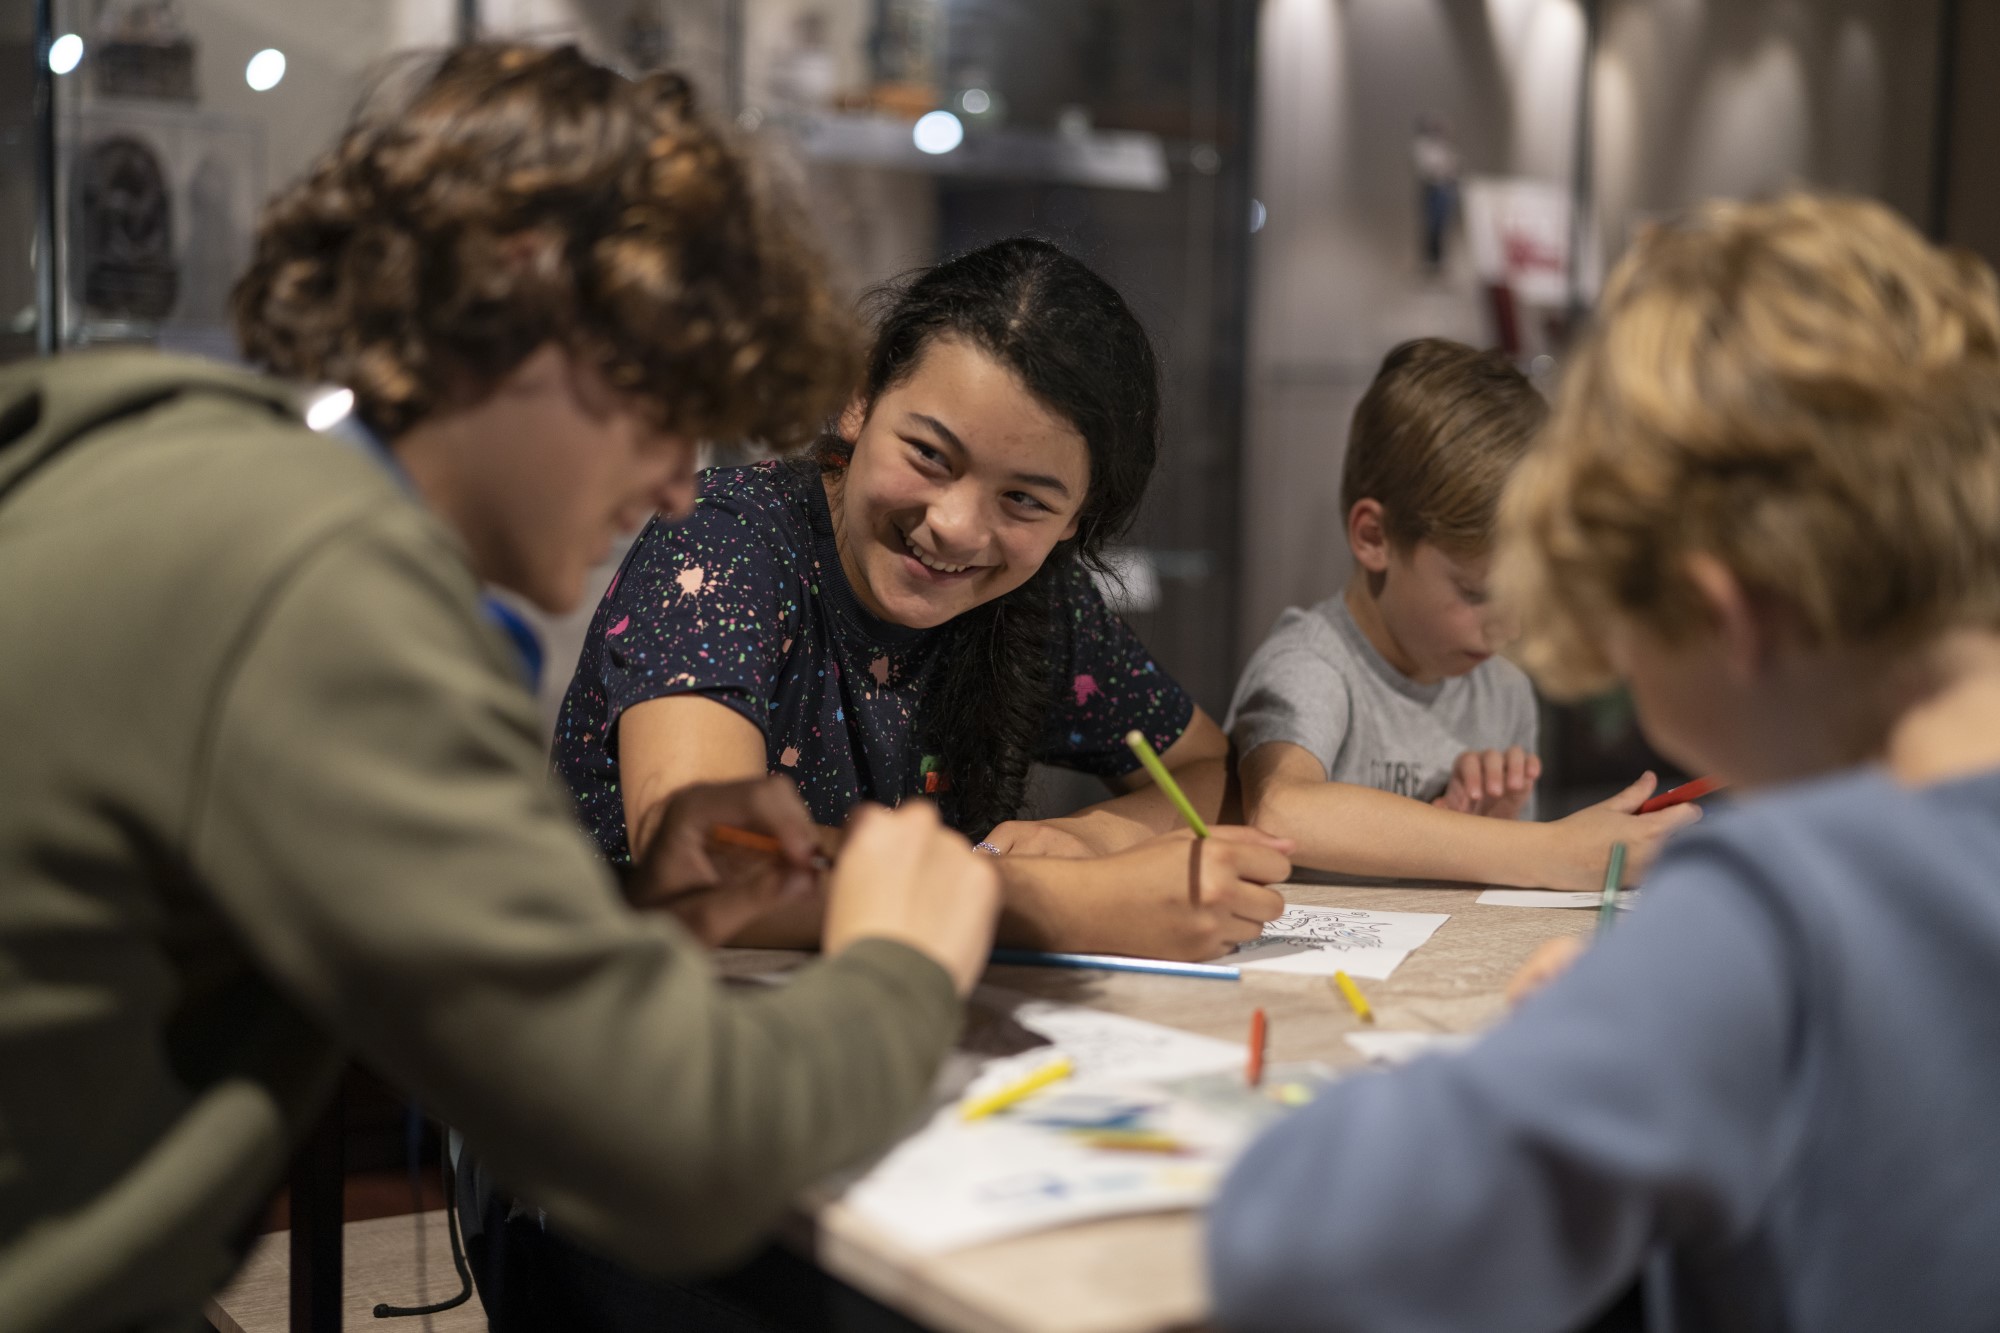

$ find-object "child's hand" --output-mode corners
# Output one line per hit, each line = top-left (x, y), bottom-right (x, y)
(1432, 746), (1541, 819)
(981, 819), (1097, 858)
(1545, 771), (1704, 890)
(626, 775), (826, 945)
(1506, 936), (1586, 1006)
(822, 801), (1001, 996)
(1067, 827), (1294, 961)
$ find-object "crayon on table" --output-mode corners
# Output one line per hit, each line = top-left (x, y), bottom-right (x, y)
(1246, 1007), (1268, 1087)
(1123, 730), (1210, 837)
(1333, 970), (1375, 1023)
(961, 1055), (1076, 1121)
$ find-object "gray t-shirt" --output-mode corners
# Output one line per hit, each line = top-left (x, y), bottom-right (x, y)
(1225, 594), (1537, 806)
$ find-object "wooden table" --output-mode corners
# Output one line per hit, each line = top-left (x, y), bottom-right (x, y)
(209, 882), (1584, 1333)
(743, 881), (1593, 1333)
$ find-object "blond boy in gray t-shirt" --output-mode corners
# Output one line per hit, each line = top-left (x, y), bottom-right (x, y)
(1229, 339), (1697, 889)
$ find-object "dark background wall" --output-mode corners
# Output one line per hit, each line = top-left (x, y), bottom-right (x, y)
(1941, 0), (2000, 271)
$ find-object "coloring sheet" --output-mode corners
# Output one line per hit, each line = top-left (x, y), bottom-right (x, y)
(834, 991), (1262, 1254)
(1227, 903), (1449, 979)
(1476, 888), (1642, 910)
(837, 1103), (1226, 1254)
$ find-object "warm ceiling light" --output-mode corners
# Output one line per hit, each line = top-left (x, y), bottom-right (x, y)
(246, 48), (287, 91)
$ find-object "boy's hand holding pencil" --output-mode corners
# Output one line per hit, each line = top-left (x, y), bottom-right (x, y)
(627, 774), (832, 945)
(1541, 771), (1703, 891)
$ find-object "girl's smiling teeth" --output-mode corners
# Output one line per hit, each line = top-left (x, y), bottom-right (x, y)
(900, 528), (977, 575)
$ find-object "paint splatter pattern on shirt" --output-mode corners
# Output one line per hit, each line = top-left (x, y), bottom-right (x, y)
(553, 460), (1195, 860)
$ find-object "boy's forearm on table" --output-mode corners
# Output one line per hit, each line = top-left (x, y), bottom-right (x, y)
(1251, 779), (1554, 886)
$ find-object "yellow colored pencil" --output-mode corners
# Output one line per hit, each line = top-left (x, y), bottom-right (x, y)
(1123, 730), (1210, 837)
(959, 1055), (1075, 1121)
(1333, 970), (1375, 1023)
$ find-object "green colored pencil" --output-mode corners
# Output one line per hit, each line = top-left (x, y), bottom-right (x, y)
(1596, 841), (1628, 934)
(1123, 730), (1209, 837)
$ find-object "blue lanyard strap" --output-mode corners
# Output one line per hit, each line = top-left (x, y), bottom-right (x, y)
(482, 598), (545, 693)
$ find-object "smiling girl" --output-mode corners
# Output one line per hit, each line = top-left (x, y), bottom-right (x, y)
(554, 238), (1290, 959)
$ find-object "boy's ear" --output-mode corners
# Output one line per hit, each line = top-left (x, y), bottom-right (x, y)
(836, 396), (867, 443)
(1683, 552), (1778, 682)
(1347, 499), (1393, 573)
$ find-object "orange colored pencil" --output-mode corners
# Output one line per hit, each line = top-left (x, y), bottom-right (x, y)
(1246, 1007), (1268, 1087)
(709, 824), (832, 870)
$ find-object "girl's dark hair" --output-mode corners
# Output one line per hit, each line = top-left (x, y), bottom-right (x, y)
(817, 237), (1161, 836)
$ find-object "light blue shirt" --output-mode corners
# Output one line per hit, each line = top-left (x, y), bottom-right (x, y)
(322, 408), (542, 689)
(1210, 764), (2000, 1332)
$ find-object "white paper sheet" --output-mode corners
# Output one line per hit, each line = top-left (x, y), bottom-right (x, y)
(1226, 903), (1449, 979)
(1345, 1031), (1478, 1064)
(1476, 888), (1642, 910)
(1005, 997), (1246, 1082)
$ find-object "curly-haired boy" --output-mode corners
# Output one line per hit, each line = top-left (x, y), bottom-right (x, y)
(0, 44), (998, 1330)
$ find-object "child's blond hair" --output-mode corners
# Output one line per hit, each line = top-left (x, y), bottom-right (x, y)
(1497, 193), (2000, 697)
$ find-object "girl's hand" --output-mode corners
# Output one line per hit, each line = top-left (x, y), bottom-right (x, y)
(1077, 826), (1294, 961)
(1432, 746), (1541, 819)
(982, 819), (1097, 858)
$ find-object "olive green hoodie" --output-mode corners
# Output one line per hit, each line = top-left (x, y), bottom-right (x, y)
(0, 352), (959, 1332)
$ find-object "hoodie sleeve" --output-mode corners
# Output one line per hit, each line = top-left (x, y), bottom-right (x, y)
(187, 505), (960, 1276)
(1208, 846), (1800, 1333)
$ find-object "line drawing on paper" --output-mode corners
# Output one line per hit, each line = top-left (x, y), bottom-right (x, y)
(1257, 907), (1394, 951)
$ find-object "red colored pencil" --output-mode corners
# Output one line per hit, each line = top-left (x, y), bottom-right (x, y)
(1246, 1008), (1268, 1088)
(1637, 775), (1727, 814)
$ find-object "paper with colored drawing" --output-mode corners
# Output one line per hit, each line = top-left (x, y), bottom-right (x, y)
(1225, 903), (1450, 979)
(833, 988), (1303, 1254)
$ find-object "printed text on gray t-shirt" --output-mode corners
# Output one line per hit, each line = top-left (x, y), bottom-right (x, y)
(1225, 594), (1537, 810)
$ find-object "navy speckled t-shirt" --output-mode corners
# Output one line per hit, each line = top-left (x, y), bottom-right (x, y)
(553, 459), (1195, 860)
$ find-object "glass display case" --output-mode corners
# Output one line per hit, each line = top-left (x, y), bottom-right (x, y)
(16, 0), (1258, 734)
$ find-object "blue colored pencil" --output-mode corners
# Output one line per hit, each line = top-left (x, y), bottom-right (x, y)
(989, 948), (1241, 980)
